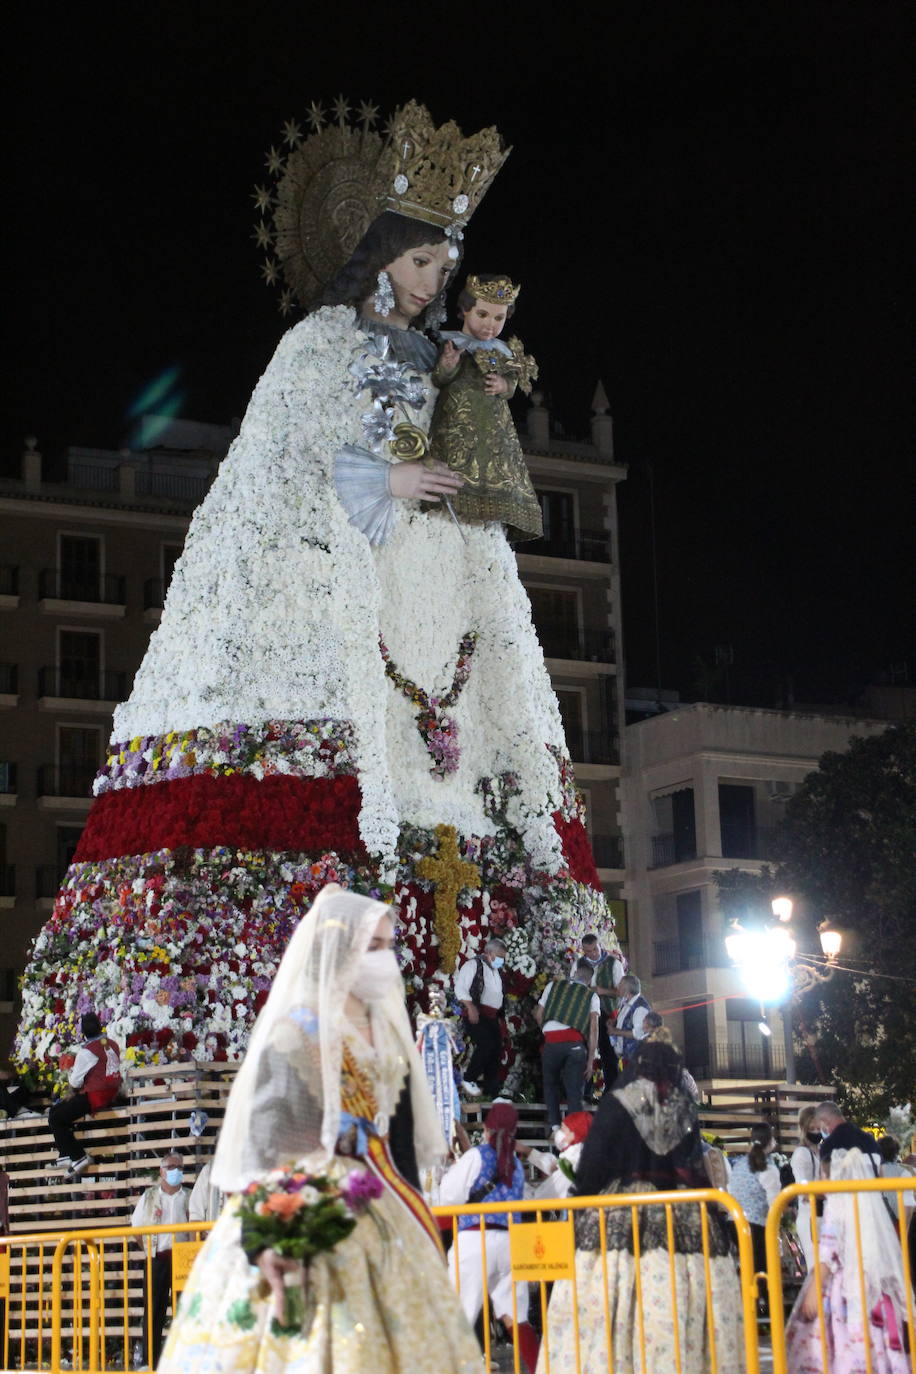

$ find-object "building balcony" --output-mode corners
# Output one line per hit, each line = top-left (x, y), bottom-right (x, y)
(144, 578), (165, 609)
(652, 936), (730, 977)
(567, 728), (619, 767)
(0, 564), (19, 607)
(143, 577), (165, 622)
(136, 470), (212, 503)
(0, 864), (15, 905)
(649, 832), (698, 868)
(689, 1039), (786, 1082)
(592, 833), (624, 870)
(524, 527), (612, 563)
(0, 663), (17, 708)
(539, 625), (616, 664)
(36, 865), (65, 901)
(36, 765), (96, 809)
(720, 826), (777, 860)
(38, 666), (126, 711)
(38, 569), (126, 616)
(0, 762), (17, 806)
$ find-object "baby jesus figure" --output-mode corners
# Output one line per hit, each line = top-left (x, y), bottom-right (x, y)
(427, 273), (543, 542)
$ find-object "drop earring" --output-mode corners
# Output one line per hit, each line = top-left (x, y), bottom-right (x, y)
(374, 270), (395, 318)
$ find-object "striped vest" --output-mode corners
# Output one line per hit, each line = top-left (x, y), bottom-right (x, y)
(542, 980), (594, 1040)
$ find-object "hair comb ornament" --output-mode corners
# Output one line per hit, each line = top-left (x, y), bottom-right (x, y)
(253, 99), (510, 312)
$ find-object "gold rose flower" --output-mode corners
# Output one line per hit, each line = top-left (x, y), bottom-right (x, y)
(388, 423), (429, 461)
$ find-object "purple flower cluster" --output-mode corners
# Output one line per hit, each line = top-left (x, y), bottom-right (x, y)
(95, 719), (358, 795)
(340, 1169), (384, 1212)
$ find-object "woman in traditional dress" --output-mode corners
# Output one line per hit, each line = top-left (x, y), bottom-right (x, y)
(158, 884), (482, 1373)
(785, 1147), (911, 1374)
(537, 1040), (744, 1374)
(15, 100), (616, 1090)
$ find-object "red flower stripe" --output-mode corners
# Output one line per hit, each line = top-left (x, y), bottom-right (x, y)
(74, 773), (365, 862)
(552, 813), (603, 891)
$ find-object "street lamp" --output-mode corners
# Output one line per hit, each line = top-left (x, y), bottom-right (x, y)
(724, 900), (843, 1084)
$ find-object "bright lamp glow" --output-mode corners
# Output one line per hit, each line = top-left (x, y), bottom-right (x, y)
(758, 1020), (772, 1037)
(726, 926), (795, 1003)
(771, 896), (794, 922)
(819, 927), (842, 959)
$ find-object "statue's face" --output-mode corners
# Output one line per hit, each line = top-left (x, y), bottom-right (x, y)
(462, 298), (508, 341)
(384, 240), (453, 322)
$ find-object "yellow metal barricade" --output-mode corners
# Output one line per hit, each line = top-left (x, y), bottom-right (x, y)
(41, 1220), (213, 1374)
(766, 1176), (916, 1374)
(1, 1231), (68, 1373)
(434, 1187), (761, 1374)
(23, 1191), (764, 1373)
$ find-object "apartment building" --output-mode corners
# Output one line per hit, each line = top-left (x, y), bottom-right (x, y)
(622, 702), (889, 1083)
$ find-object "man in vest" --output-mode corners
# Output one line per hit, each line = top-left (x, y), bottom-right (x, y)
(533, 959), (600, 1131)
(608, 974), (651, 1078)
(131, 1151), (190, 1367)
(454, 938), (508, 1099)
(577, 934), (626, 1092)
(48, 1011), (122, 1178)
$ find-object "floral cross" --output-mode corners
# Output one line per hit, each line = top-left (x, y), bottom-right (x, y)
(416, 824), (480, 974)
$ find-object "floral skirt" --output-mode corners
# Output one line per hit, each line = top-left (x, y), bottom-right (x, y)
(785, 1274), (910, 1374)
(536, 1182), (745, 1374)
(158, 1190), (483, 1374)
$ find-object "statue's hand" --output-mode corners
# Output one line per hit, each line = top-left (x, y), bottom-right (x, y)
(439, 341), (461, 373)
(388, 461), (462, 502)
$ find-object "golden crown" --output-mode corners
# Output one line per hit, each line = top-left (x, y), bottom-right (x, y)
(374, 101), (511, 251)
(464, 274), (520, 305)
(253, 98), (510, 312)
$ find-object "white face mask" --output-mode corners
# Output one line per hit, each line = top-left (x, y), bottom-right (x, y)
(553, 1127), (571, 1150)
(350, 949), (401, 1003)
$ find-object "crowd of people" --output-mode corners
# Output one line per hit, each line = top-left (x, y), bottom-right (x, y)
(5, 898), (914, 1373)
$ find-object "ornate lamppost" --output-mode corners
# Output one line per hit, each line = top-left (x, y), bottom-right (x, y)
(725, 896), (842, 1084)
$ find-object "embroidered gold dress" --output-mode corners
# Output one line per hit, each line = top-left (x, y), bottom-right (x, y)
(158, 1032), (482, 1374)
(427, 340), (543, 543)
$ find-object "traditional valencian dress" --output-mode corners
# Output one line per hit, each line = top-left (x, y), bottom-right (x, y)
(537, 1073), (745, 1374)
(784, 1149), (910, 1374)
(159, 1036), (480, 1373)
(159, 886), (482, 1373)
(15, 307), (615, 1085)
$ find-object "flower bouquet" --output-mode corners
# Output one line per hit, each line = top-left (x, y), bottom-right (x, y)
(239, 1166), (384, 1331)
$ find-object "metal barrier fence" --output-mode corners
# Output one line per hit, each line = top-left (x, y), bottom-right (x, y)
(766, 1176), (915, 1374)
(0, 1223), (213, 1374)
(434, 1189), (761, 1374)
(6, 1180), (912, 1373)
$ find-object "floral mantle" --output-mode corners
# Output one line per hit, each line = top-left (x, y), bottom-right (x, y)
(14, 305), (623, 1096)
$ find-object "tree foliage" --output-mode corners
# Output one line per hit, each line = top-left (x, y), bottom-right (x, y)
(773, 722), (916, 1117)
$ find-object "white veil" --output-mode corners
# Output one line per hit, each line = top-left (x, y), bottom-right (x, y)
(212, 884), (448, 1191)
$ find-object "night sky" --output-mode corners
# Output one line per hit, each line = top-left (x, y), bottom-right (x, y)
(6, 3), (914, 707)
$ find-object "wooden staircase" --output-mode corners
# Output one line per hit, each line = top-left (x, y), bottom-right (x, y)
(1, 1062), (234, 1360)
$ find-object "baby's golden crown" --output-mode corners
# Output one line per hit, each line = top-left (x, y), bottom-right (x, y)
(465, 275), (520, 306)
(375, 101), (510, 251)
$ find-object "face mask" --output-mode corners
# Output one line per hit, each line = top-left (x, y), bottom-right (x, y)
(165, 1168), (183, 1187)
(491, 956), (505, 970)
(806, 1131), (821, 1145)
(553, 1127), (570, 1150)
(350, 949), (401, 1003)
